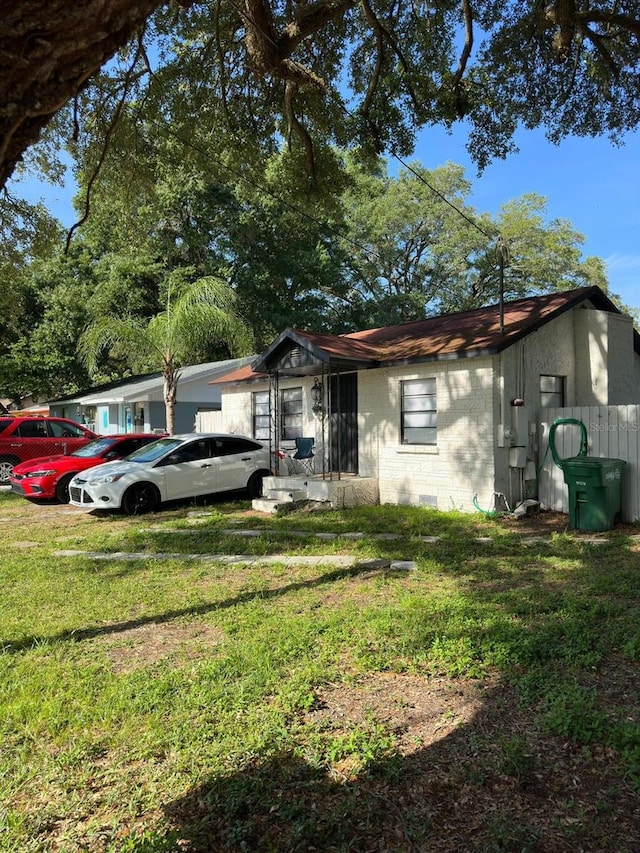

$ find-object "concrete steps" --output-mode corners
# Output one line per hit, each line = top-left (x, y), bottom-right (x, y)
(253, 475), (380, 514)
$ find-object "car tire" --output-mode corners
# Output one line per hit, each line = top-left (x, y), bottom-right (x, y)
(54, 473), (75, 504)
(246, 471), (265, 499)
(0, 455), (19, 485)
(121, 482), (160, 515)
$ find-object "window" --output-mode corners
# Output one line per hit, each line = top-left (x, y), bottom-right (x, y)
(540, 375), (565, 408)
(167, 438), (212, 463)
(401, 378), (437, 445)
(213, 437), (263, 456)
(253, 391), (270, 441)
(115, 438), (147, 456)
(16, 419), (48, 438)
(48, 420), (86, 438)
(281, 387), (303, 440)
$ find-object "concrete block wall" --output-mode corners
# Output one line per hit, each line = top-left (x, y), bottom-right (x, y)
(221, 385), (260, 436)
(220, 380), (324, 468)
(358, 359), (496, 513)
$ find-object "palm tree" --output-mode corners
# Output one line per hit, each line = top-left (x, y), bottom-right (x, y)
(79, 274), (253, 434)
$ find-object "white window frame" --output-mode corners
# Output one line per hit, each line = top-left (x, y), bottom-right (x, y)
(281, 386), (303, 440)
(401, 378), (437, 445)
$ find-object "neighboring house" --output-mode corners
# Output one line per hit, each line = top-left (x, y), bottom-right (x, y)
(213, 286), (640, 514)
(49, 358), (254, 435)
(1, 396), (49, 415)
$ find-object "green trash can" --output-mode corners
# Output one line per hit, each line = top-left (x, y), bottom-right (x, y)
(560, 456), (626, 532)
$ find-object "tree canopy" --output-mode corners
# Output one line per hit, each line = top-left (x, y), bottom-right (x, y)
(0, 148), (613, 405)
(3, 1), (640, 188)
(79, 273), (253, 433)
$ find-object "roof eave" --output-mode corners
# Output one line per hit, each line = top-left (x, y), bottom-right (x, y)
(252, 329), (332, 374)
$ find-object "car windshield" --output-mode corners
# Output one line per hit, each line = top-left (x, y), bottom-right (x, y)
(70, 437), (117, 458)
(125, 437), (184, 464)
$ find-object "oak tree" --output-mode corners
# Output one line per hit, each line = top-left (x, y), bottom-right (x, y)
(3, 1), (640, 189)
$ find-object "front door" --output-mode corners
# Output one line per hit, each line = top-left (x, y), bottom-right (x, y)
(329, 372), (358, 474)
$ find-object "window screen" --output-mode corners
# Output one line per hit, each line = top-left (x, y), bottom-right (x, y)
(401, 378), (437, 445)
(253, 391), (270, 441)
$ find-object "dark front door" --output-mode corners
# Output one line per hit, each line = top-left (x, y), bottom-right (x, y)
(329, 372), (358, 473)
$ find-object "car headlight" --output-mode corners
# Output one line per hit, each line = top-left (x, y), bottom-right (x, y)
(88, 472), (126, 485)
(26, 470), (57, 478)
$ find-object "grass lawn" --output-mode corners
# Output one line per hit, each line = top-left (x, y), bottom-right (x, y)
(1, 489), (639, 852)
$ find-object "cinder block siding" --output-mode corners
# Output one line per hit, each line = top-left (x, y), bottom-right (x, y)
(220, 379), (321, 447)
(358, 359), (496, 513)
(221, 385), (256, 436)
(494, 310), (577, 502)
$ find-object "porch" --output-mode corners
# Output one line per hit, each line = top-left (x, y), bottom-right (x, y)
(253, 473), (380, 514)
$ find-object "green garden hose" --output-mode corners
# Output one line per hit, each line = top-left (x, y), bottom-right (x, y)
(548, 417), (588, 468)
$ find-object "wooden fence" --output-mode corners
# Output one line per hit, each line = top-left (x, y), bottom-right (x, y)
(539, 406), (640, 522)
(194, 410), (224, 433)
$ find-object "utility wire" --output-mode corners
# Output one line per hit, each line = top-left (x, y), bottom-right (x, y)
(71, 7), (500, 293)
(228, 0), (495, 243)
(389, 150), (493, 240)
(147, 115), (388, 269)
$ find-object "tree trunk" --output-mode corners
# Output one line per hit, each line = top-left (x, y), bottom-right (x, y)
(0, 0), (170, 188)
(163, 362), (180, 435)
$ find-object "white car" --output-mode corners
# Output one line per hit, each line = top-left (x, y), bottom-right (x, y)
(68, 433), (271, 515)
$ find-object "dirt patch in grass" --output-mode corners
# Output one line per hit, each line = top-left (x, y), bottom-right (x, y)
(96, 621), (225, 673)
(167, 671), (640, 852)
(501, 507), (640, 538)
(304, 671), (493, 759)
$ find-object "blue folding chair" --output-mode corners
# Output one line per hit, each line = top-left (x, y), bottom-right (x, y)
(293, 437), (315, 475)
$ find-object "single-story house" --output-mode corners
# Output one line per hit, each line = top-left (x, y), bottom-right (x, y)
(213, 286), (640, 513)
(49, 358), (254, 435)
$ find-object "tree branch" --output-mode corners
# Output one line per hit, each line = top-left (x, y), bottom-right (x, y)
(580, 23), (620, 77)
(65, 31), (148, 251)
(241, 0), (354, 90)
(0, 0), (173, 188)
(452, 0), (474, 88)
(578, 9), (640, 40)
(360, 0), (421, 113)
(284, 79), (316, 179)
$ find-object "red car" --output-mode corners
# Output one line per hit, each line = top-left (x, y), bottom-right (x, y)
(0, 416), (97, 484)
(9, 433), (165, 503)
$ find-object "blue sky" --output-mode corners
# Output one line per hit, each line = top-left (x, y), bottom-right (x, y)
(412, 124), (640, 312)
(9, 122), (640, 313)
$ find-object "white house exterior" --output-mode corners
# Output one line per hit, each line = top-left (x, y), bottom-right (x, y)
(49, 358), (254, 435)
(214, 287), (640, 514)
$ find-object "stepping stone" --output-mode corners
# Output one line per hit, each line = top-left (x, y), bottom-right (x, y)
(390, 560), (417, 571)
(52, 550), (389, 569)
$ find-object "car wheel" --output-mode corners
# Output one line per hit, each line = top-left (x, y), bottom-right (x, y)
(54, 473), (74, 504)
(246, 471), (265, 498)
(121, 482), (160, 515)
(0, 455), (19, 485)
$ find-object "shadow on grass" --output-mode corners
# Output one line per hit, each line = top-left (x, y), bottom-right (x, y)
(160, 676), (640, 853)
(161, 535), (639, 851)
(4, 509), (640, 852)
(0, 560), (391, 653)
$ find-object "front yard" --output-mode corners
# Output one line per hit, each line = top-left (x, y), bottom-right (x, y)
(1, 491), (639, 852)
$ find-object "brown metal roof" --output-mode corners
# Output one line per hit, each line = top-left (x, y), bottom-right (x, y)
(212, 286), (631, 384)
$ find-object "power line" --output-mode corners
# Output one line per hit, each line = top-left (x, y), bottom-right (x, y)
(390, 151), (493, 240)
(227, 0), (495, 242)
(147, 115), (388, 269)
